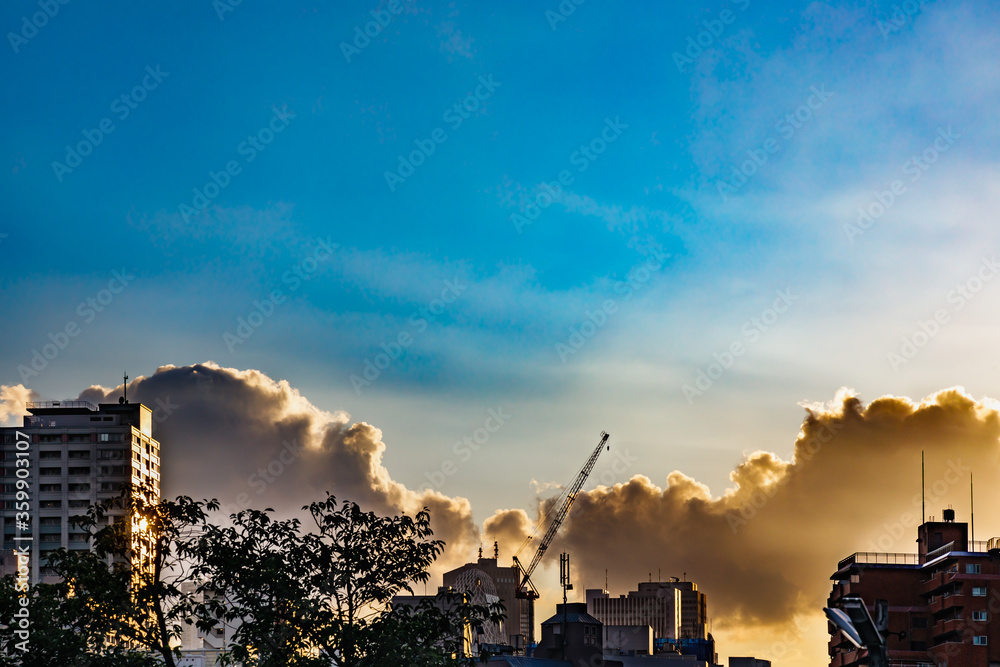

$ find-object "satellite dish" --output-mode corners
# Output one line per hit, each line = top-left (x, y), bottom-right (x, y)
(119, 396), (125, 404)
(824, 607), (863, 649)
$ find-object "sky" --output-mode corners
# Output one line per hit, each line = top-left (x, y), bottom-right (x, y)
(2, 1), (1000, 664)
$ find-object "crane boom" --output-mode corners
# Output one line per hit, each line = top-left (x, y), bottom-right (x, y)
(513, 431), (610, 648)
(519, 431), (610, 587)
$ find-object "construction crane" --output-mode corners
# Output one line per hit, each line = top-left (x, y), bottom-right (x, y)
(513, 431), (610, 647)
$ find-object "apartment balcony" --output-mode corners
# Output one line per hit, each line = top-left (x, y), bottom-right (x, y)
(931, 616), (965, 639)
(921, 569), (957, 595)
(928, 593), (964, 615)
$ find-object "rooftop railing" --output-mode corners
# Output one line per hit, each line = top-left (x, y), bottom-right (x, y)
(26, 401), (96, 411)
(838, 552), (920, 570)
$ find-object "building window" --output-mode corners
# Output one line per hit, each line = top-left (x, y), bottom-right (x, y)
(973, 611), (987, 622)
(39, 484), (61, 493)
(68, 467), (90, 476)
(68, 499), (88, 508)
(39, 451), (62, 460)
(973, 636), (988, 645)
(973, 587), (987, 597)
(40, 468), (61, 476)
(99, 434), (109, 442)
(40, 500), (61, 509)
(967, 564), (981, 574)
(39, 517), (60, 526)
(911, 616), (928, 628)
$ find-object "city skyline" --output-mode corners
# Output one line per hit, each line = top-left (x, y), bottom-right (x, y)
(3, 1), (1000, 664)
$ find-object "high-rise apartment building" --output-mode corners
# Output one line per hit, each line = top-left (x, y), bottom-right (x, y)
(0, 400), (161, 582)
(828, 509), (1000, 666)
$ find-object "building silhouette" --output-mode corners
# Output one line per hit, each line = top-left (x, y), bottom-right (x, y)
(828, 508), (1000, 666)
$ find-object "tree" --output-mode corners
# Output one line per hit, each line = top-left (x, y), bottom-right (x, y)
(79, 485), (219, 667)
(0, 485), (219, 667)
(196, 494), (504, 666)
(0, 548), (156, 666)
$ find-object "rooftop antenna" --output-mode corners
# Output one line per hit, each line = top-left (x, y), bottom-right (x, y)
(121, 372), (129, 404)
(971, 473), (975, 549)
(658, 568), (661, 583)
(605, 568), (608, 592)
(921, 451), (925, 524)
(494, 540), (499, 560)
(478, 544), (483, 559)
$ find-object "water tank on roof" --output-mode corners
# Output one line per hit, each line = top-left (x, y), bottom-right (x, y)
(943, 508), (955, 522)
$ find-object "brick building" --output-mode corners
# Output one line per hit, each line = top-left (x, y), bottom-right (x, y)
(828, 508), (1000, 666)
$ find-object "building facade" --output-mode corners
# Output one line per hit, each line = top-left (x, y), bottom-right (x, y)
(0, 400), (161, 582)
(443, 554), (527, 646)
(828, 509), (1000, 666)
(588, 578), (707, 641)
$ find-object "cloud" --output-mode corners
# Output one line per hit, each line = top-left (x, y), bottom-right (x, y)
(37, 368), (1000, 658)
(74, 362), (479, 572)
(542, 387), (1000, 636)
(0, 384), (37, 426)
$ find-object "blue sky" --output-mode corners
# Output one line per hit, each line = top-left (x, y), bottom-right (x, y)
(3, 1), (1000, 661)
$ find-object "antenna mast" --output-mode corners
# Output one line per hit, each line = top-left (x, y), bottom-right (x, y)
(971, 473), (975, 549)
(921, 451), (925, 524)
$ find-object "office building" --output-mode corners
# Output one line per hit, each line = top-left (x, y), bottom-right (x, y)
(588, 578), (707, 641)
